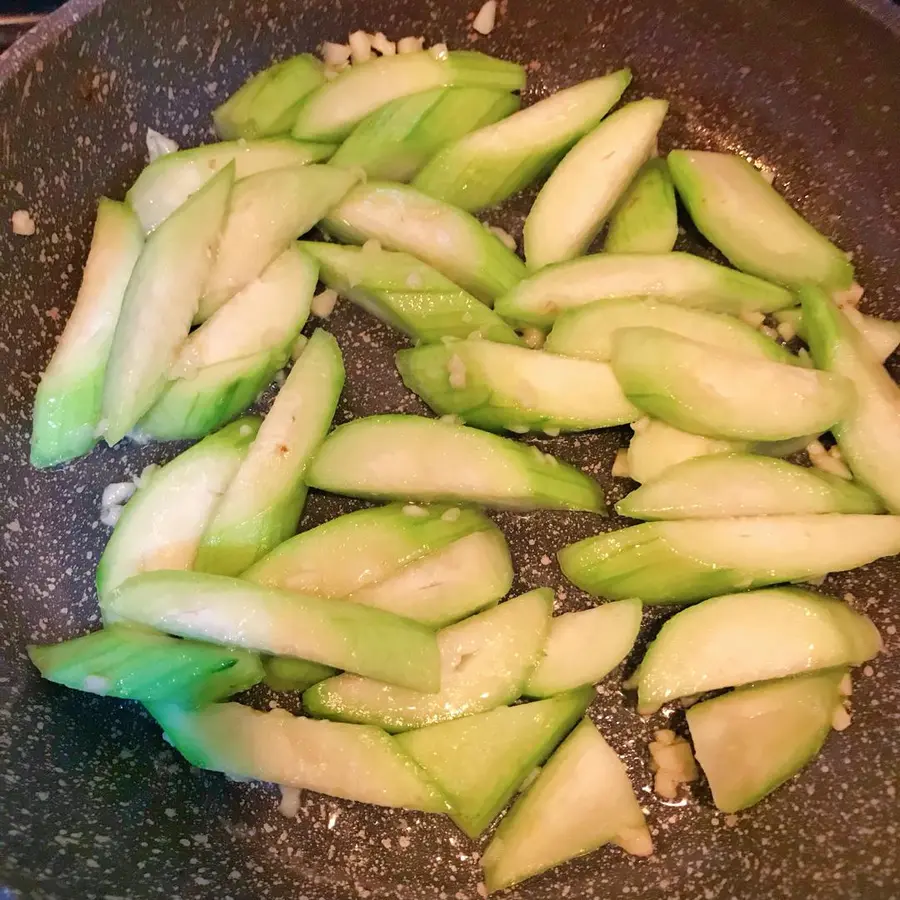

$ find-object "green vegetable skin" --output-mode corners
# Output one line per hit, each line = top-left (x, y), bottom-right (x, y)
(396, 689), (593, 838)
(481, 717), (652, 893)
(687, 671), (846, 813)
(616, 453), (884, 520)
(148, 702), (448, 812)
(777, 305), (900, 364)
(668, 149), (853, 290)
(28, 627), (259, 704)
(611, 327), (852, 441)
(413, 70), (632, 212)
(558, 514), (900, 604)
(104, 570), (441, 692)
(303, 589), (553, 732)
(396, 340), (639, 433)
(292, 51), (525, 142)
(262, 656), (337, 692)
(195, 329), (345, 576)
(603, 158), (678, 253)
(330, 86), (519, 182)
(197, 165), (357, 322)
(524, 98), (669, 269)
(524, 598), (642, 698)
(127, 138), (335, 234)
(323, 181), (526, 305)
(297, 241), (520, 345)
(213, 53), (325, 139)
(31, 199), (143, 467)
(102, 164), (234, 445)
(96, 418), (261, 605)
(802, 285), (900, 513)
(495, 251), (794, 329)
(636, 588), (879, 714)
(306, 414), (606, 512)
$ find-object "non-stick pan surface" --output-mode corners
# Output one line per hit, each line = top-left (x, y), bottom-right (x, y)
(1, 1), (899, 897)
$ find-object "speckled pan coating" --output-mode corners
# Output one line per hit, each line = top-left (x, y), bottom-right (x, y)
(1, 1), (899, 898)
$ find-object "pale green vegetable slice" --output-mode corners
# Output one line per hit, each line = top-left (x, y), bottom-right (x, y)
(262, 656), (338, 692)
(777, 305), (900, 364)
(603, 158), (678, 254)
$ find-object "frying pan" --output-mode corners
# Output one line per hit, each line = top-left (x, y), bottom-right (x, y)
(1, 1), (899, 897)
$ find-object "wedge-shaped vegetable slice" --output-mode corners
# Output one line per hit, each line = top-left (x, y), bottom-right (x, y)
(297, 241), (520, 344)
(186, 650), (265, 706)
(413, 70), (631, 212)
(262, 656), (338, 692)
(559, 515), (900, 605)
(31, 200), (143, 467)
(127, 138), (335, 233)
(545, 297), (793, 365)
(197, 165), (357, 322)
(603, 158), (678, 254)
(292, 51), (525, 142)
(778, 305), (900, 364)
(636, 588), (879, 713)
(307, 414), (606, 511)
(686, 670), (846, 813)
(396, 689), (593, 838)
(611, 327), (852, 442)
(195, 329), (344, 576)
(345, 528), (512, 628)
(28, 627), (258, 704)
(244, 502), (494, 598)
(668, 150), (853, 290)
(525, 98), (668, 269)
(102, 165), (234, 444)
(481, 717), (652, 893)
(802, 284), (900, 513)
(396, 340), (639, 433)
(213, 54), (325, 139)
(96, 418), (259, 604)
(329, 86), (519, 182)
(303, 589), (553, 731)
(147, 702), (447, 812)
(323, 182), (526, 305)
(524, 599), (642, 698)
(495, 252), (794, 329)
(105, 570), (441, 691)
(617, 453), (884, 520)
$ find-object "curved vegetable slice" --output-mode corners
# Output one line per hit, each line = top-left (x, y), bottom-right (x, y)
(524, 98), (669, 269)
(292, 51), (525, 142)
(96, 417), (260, 605)
(303, 589), (553, 731)
(524, 599), (643, 698)
(481, 717), (652, 893)
(329, 86), (519, 182)
(148, 703), (448, 812)
(213, 54), (325, 139)
(636, 588), (879, 713)
(686, 670), (846, 812)
(545, 297), (793, 365)
(127, 138), (335, 233)
(412, 70), (631, 212)
(603, 158), (678, 254)
(102, 164), (234, 444)
(396, 689), (593, 838)
(616, 453), (884, 520)
(668, 150), (853, 290)
(195, 329), (345, 576)
(802, 284), (900, 513)
(495, 252), (794, 329)
(31, 199), (143, 467)
(104, 570), (441, 692)
(396, 340), (639, 433)
(558, 515), (900, 605)
(778, 305), (900, 364)
(298, 241), (520, 345)
(611, 327), (852, 442)
(262, 656), (338, 692)
(323, 182), (526, 305)
(197, 165), (357, 322)
(306, 414), (606, 512)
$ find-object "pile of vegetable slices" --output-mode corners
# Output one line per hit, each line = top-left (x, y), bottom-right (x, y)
(26, 33), (898, 894)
